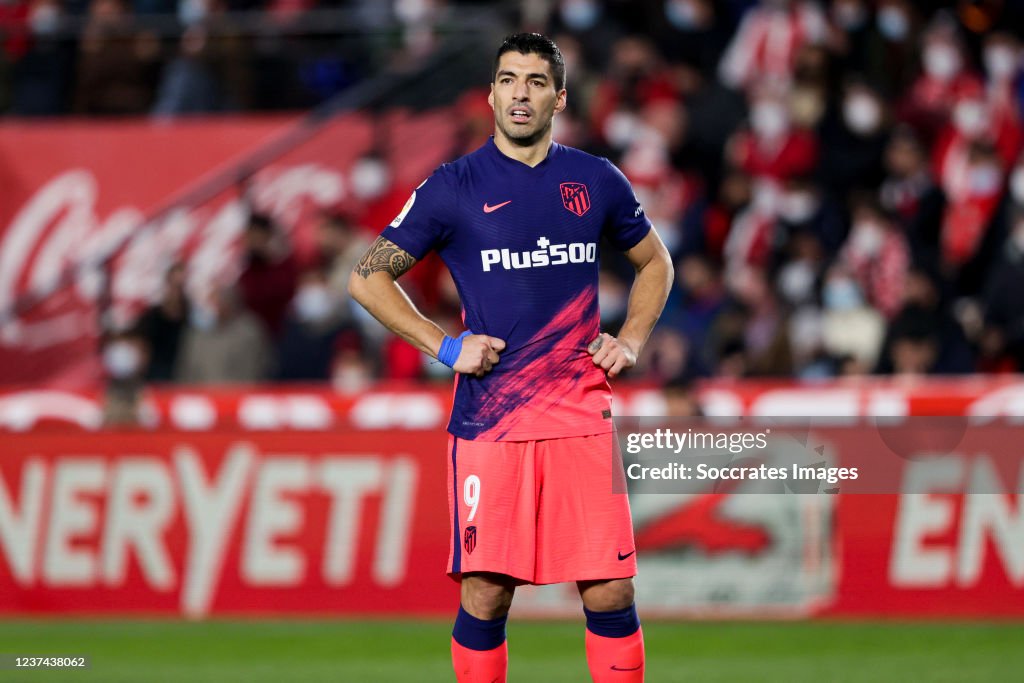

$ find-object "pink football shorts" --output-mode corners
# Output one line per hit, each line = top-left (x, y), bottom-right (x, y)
(446, 432), (637, 585)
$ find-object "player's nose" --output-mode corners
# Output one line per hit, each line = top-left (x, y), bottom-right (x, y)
(512, 79), (529, 100)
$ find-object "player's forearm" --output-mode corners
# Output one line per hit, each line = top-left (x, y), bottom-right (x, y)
(616, 253), (673, 355)
(347, 271), (446, 358)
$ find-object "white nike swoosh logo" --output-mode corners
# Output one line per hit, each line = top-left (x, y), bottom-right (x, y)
(483, 200), (512, 213)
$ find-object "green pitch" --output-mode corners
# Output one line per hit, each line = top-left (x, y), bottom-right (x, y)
(2, 619), (1022, 682)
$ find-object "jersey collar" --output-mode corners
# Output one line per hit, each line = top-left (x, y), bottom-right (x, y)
(487, 135), (560, 170)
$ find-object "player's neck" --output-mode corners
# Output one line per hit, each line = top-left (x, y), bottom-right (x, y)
(492, 132), (553, 168)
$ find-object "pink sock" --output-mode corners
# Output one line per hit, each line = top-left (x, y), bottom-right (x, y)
(451, 637), (508, 683)
(585, 627), (645, 681)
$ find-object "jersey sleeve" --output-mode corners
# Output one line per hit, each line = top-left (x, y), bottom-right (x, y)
(600, 158), (652, 252)
(379, 166), (455, 260)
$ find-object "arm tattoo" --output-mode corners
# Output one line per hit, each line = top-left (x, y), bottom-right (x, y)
(355, 237), (417, 279)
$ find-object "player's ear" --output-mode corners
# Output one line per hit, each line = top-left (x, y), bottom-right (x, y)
(488, 86), (495, 111)
(554, 88), (567, 114)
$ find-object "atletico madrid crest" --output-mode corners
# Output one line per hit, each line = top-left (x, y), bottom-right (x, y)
(464, 526), (477, 554)
(560, 182), (591, 217)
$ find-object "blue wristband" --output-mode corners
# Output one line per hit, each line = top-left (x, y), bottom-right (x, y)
(438, 331), (472, 368)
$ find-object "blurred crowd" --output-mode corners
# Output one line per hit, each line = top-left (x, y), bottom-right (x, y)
(0, 0), (469, 115)
(101, 209), (382, 418)
(79, 0), (1024, 420)
(537, 0), (1024, 386)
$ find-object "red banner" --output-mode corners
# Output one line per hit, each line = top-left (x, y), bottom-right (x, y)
(0, 430), (458, 616)
(833, 492), (1024, 618)
(1, 426), (1022, 617)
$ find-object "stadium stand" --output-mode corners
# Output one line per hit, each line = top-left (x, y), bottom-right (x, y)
(4, 0), (1024, 397)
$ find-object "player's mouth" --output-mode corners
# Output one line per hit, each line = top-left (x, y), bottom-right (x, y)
(509, 107), (533, 124)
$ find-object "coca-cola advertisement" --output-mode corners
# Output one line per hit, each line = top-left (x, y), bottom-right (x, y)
(0, 114), (454, 388)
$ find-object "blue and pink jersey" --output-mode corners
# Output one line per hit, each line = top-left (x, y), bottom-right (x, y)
(381, 137), (650, 441)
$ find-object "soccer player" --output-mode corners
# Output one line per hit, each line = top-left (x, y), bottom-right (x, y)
(348, 33), (673, 682)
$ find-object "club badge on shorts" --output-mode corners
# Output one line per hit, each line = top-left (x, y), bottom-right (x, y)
(463, 526), (477, 554)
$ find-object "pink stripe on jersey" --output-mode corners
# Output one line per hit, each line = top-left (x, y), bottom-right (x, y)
(474, 288), (612, 441)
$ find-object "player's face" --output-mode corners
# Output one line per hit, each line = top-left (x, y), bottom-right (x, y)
(489, 51), (566, 147)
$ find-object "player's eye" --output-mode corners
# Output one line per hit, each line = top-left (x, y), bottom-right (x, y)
(531, 80), (545, 87)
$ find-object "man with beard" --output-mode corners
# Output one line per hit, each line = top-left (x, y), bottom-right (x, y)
(349, 33), (672, 682)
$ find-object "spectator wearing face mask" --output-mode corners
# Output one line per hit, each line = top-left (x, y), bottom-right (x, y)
(727, 89), (818, 183)
(817, 81), (890, 198)
(274, 269), (350, 381)
(175, 285), (271, 384)
(819, 265), (885, 375)
(652, 0), (730, 77)
(10, 0), (75, 116)
(775, 227), (825, 308)
(982, 32), (1023, 132)
(936, 86), (1021, 181)
(349, 153), (396, 229)
(717, 0), (828, 92)
(546, 0), (623, 72)
(827, 0), (873, 73)
(723, 180), (778, 274)
(828, 0), (870, 62)
(588, 36), (679, 152)
(935, 142), (1005, 291)
(838, 197), (910, 319)
(774, 176), (846, 257)
(331, 328), (374, 394)
(775, 229), (830, 376)
(345, 154), (447, 318)
(898, 21), (982, 145)
(613, 100), (694, 260)
(1007, 155), (1024, 212)
(933, 89), (1015, 277)
(722, 172), (837, 278)
(100, 328), (151, 426)
(863, 0), (919, 96)
(722, 173), (828, 277)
